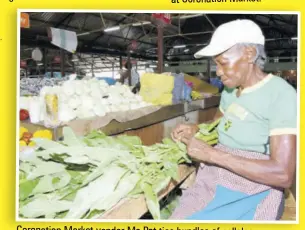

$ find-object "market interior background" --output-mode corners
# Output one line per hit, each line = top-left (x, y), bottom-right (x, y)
(20, 12), (298, 88)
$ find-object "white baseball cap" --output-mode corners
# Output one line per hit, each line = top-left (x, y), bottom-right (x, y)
(194, 19), (265, 58)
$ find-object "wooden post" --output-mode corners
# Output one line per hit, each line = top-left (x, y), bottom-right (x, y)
(127, 51), (131, 86)
(112, 62), (114, 78)
(60, 49), (65, 77)
(207, 59), (211, 80)
(50, 61), (54, 78)
(119, 56), (123, 70)
(91, 54), (94, 77)
(157, 26), (164, 73)
(43, 48), (47, 74)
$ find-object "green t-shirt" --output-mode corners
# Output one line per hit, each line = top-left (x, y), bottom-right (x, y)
(218, 74), (297, 154)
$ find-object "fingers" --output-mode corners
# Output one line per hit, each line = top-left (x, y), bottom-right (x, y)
(173, 124), (186, 135)
(172, 132), (184, 142)
(171, 132), (179, 142)
(172, 124), (186, 141)
(171, 124), (197, 142)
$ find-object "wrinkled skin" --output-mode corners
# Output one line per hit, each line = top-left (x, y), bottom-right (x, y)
(171, 124), (199, 143)
(171, 45), (296, 189)
(214, 45), (267, 89)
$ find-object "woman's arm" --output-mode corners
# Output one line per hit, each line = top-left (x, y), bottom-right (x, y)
(213, 108), (224, 121)
(185, 134), (296, 188)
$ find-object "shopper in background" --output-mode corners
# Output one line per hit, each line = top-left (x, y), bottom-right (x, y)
(170, 19), (297, 220)
(119, 61), (140, 87)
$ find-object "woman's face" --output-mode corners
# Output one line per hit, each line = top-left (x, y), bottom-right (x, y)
(213, 46), (252, 88)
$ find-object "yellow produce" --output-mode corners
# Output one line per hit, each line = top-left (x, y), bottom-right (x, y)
(191, 91), (203, 100)
(33, 129), (53, 140)
(19, 140), (27, 146)
(19, 127), (28, 139)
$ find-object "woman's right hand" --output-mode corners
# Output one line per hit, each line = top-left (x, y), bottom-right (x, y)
(171, 124), (199, 143)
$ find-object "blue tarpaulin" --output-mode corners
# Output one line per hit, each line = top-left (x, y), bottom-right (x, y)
(96, 77), (116, 85)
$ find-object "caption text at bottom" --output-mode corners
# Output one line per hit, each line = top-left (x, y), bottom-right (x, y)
(17, 225), (246, 230)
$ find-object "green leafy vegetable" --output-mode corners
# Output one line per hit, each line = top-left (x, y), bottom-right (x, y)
(141, 182), (160, 219)
(195, 118), (222, 146)
(18, 127), (193, 220)
(19, 178), (40, 201)
(19, 197), (73, 218)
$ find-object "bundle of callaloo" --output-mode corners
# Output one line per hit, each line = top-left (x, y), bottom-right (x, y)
(19, 127), (191, 220)
(194, 118), (221, 146)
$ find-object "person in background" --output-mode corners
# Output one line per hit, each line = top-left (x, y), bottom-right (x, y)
(170, 19), (297, 220)
(119, 61), (140, 87)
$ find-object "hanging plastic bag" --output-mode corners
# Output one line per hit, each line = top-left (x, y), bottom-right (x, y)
(139, 73), (174, 105)
(182, 83), (192, 102)
(172, 73), (185, 104)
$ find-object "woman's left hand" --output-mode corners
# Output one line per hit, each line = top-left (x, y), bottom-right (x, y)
(181, 136), (214, 163)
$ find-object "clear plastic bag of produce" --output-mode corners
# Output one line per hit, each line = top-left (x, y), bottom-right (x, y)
(43, 94), (61, 127)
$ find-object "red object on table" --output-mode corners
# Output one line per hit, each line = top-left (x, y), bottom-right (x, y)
(20, 109), (29, 121)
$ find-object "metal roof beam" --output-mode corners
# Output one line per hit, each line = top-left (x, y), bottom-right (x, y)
(203, 14), (216, 29)
(91, 13), (134, 44)
(250, 15), (295, 37)
(21, 38), (157, 61)
(55, 13), (75, 27)
(27, 18), (156, 47)
(258, 14), (297, 26)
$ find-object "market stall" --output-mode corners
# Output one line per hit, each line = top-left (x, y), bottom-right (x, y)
(18, 101), (219, 219)
(18, 71), (220, 220)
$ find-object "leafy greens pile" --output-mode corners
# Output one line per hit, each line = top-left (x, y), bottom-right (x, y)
(194, 118), (221, 145)
(19, 127), (191, 220)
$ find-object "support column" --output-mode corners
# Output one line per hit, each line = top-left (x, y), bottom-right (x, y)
(119, 56), (123, 70)
(207, 59), (211, 80)
(43, 48), (47, 74)
(127, 51), (131, 86)
(112, 62), (114, 78)
(157, 26), (164, 73)
(50, 61), (53, 78)
(91, 54), (94, 77)
(60, 49), (65, 77)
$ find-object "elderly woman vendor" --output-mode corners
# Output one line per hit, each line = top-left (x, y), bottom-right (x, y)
(170, 19), (297, 220)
